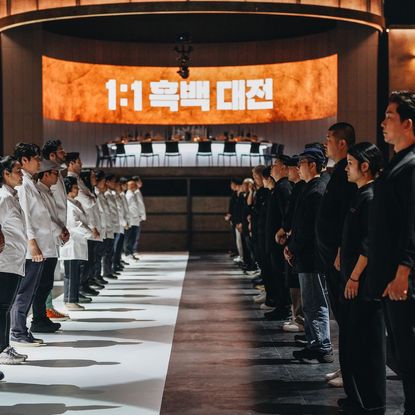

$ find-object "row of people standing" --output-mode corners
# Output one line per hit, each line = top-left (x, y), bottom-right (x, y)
(0, 140), (146, 381)
(226, 90), (415, 415)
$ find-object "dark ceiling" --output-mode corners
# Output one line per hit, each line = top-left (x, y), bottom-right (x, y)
(43, 14), (336, 43)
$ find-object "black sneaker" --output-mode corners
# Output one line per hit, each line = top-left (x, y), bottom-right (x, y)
(294, 334), (308, 345)
(80, 287), (99, 297)
(30, 320), (60, 333)
(0, 370), (4, 381)
(264, 307), (292, 321)
(78, 293), (93, 303)
(293, 347), (334, 363)
(104, 274), (118, 280)
(95, 277), (108, 285)
(90, 280), (105, 289)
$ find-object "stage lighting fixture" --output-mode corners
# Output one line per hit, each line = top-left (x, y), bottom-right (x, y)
(175, 33), (193, 79)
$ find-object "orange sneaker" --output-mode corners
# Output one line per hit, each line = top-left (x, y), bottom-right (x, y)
(46, 308), (70, 321)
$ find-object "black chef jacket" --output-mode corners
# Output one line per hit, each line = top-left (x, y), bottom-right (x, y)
(251, 186), (268, 237)
(367, 144), (415, 299)
(264, 177), (292, 253)
(288, 176), (327, 273)
(340, 182), (373, 300)
(315, 158), (357, 265)
(283, 180), (306, 233)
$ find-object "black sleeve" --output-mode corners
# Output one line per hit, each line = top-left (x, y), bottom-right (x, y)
(288, 191), (322, 256)
(398, 167), (415, 269)
(277, 183), (292, 226)
(358, 199), (370, 258)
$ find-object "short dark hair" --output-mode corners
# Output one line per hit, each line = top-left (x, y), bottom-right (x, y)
(0, 156), (19, 186)
(66, 152), (80, 165)
(252, 165), (265, 176)
(105, 173), (116, 182)
(388, 90), (415, 135)
(119, 176), (128, 184)
(348, 142), (383, 177)
(42, 139), (62, 160)
(80, 169), (93, 191)
(94, 169), (106, 182)
(63, 176), (78, 194)
(14, 142), (40, 163)
(262, 166), (274, 180)
(328, 122), (356, 148)
(132, 175), (141, 182)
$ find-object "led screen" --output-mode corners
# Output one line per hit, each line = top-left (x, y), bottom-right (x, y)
(42, 55), (337, 125)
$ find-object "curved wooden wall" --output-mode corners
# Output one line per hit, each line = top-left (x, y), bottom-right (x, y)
(0, 1), (384, 32)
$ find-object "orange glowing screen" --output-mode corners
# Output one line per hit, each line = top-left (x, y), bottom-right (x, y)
(42, 55), (337, 125)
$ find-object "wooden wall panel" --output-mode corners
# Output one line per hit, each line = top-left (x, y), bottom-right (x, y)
(389, 29), (415, 92)
(1, 26), (43, 155)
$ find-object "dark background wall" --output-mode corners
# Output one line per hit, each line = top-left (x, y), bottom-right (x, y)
(1, 21), (379, 164)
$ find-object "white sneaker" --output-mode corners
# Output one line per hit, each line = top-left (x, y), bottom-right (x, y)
(325, 368), (341, 381)
(233, 256), (243, 263)
(282, 322), (304, 333)
(328, 376), (343, 388)
(65, 302), (85, 311)
(253, 292), (266, 304)
(247, 269), (260, 276)
(0, 347), (26, 364)
(260, 303), (276, 311)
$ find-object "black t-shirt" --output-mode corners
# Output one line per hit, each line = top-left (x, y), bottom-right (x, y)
(315, 158), (357, 265)
(251, 186), (268, 236)
(283, 180), (306, 232)
(340, 182), (373, 300)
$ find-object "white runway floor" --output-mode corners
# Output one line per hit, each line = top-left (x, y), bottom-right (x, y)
(0, 253), (189, 415)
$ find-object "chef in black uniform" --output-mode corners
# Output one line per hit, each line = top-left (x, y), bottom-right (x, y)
(338, 142), (385, 414)
(315, 123), (357, 324)
(367, 91), (415, 415)
(263, 156), (292, 320)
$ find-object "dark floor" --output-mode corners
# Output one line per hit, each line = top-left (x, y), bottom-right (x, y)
(160, 253), (405, 415)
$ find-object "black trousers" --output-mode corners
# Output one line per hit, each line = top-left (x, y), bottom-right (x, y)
(32, 257), (58, 324)
(103, 238), (115, 277)
(243, 234), (256, 270)
(0, 273), (21, 352)
(124, 226), (139, 256)
(93, 241), (105, 278)
(269, 246), (290, 308)
(64, 260), (82, 303)
(112, 232), (124, 270)
(339, 298), (386, 412)
(80, 239), (98, 288)
(383, 290), (415, 414)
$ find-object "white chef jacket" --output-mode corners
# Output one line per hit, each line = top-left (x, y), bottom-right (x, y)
(120, 192), (130, 227)
(125, 189), (141, 227)
(36, 181), (64, 248)
(135, 189), (146, 221)
(59, 198), (92, 261)
(0, 185), (27, 276)
(16, 170), (57, 259)
(105, 189), (120, 234)
(51, 170), (67, 226)
(96, 190), (114, 239)
(114, 191), (127, 234)
(67, 171), (102, 241)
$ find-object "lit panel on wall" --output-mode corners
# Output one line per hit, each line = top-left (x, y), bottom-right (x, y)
(42, 55), (337, 125)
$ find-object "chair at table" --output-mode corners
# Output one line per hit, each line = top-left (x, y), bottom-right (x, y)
(96, 144), (115, 167)
(240, 142), (263, 166)
(217, 141), (238, 166)
(113, 143), (136, 167)
(164, 141), (182, 166)
(196, 141), (213, 166)
(139, 142), (160, 167)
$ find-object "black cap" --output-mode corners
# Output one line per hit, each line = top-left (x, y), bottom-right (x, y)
(299, 148), (326, 165)
(285, 155), (299, 167)
(275, 154), (291, 166)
